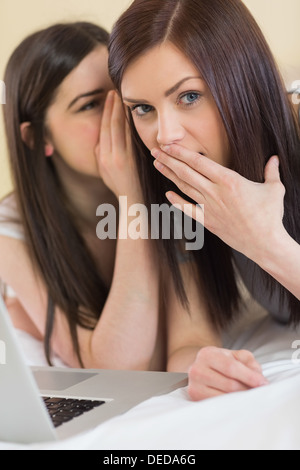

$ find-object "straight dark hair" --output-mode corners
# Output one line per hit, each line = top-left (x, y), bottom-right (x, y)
(109, 0), (300, 327)
(3, 22), (110, 365)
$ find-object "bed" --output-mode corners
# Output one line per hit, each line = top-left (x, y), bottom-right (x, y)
(1, 290), (300, 451)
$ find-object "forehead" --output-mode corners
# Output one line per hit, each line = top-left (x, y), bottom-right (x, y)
(121, 42), (201, 98)
(54, 46), (111, 102)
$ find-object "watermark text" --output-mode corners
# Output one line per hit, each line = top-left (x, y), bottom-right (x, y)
(96, 196), (204, 251)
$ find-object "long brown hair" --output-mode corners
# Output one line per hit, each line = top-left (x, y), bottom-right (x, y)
(3, 23), (110, 365)
(109, 0), (300, 326)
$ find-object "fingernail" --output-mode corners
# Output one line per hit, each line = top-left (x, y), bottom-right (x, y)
(154, 160), (164, 171)
(151, 148), (159, 158)
(166, 191), (174, 203)
(260, 378), (269, 386)
(160, 145), (170, 152)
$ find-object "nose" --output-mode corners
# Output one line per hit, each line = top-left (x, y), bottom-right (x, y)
(156, 111), (185, 146)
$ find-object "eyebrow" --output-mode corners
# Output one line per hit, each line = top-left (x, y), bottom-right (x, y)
(123, 76), (202, 103)
(68, 88), (105, 109)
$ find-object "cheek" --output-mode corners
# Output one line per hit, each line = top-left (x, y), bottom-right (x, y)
(55, 119), (101, 153)
(196, 113), (230, 166)
(77, 121), (100, 149)
(75, 115), (102, 142)
(133, 119), (156, 151)
(212, 117), (231, 166)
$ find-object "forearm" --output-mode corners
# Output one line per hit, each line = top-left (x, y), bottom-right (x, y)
(254, 228), (300, 301)
(87, 208), (159, 370)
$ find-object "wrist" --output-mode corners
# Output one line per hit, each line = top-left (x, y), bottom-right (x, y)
(254, 226), (295, 276)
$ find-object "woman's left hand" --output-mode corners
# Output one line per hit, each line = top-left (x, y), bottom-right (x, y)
(152, 144), (286, 263)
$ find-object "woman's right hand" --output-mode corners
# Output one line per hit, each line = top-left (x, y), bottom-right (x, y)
(96, 90), (143, 202)
(188, 346), (269, 401)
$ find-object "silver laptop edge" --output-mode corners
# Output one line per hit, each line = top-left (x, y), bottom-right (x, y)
(0, 294), (188, 444)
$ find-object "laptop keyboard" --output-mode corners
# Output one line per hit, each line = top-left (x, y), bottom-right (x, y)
(43, 396), (105, 428)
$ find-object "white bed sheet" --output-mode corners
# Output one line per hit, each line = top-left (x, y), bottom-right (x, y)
(1, 311), (300, 450)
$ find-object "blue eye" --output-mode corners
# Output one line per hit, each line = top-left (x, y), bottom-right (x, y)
(179, 92), (201, 106)
(131, 104), (153, 117)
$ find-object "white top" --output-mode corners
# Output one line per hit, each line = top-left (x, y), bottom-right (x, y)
(0, 193), (24, 297)
(0, 193), (24, 240)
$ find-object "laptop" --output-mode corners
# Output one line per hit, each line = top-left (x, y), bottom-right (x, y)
(0, 294), (188, 444)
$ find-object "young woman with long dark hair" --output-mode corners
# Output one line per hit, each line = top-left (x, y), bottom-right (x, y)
(108, 0), (300, 400)
(0, 22), (163, 370)
(2, 20), (231, 380)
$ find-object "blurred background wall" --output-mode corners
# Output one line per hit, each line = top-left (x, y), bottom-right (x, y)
(1, 0), (299, 199)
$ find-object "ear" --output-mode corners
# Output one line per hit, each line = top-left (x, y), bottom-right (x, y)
(20, 122), (34, 150)
(20, 122), (54, 157)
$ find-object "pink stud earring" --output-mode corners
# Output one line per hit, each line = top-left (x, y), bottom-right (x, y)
(45, 146), (53, 157)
